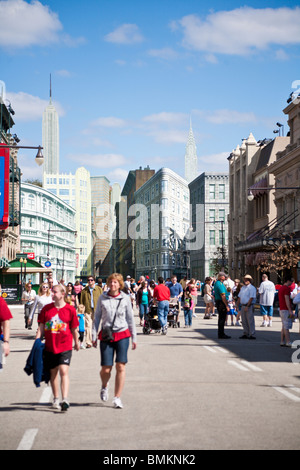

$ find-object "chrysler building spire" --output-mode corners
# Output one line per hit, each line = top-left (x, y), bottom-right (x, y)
(184, 117), (197, 183)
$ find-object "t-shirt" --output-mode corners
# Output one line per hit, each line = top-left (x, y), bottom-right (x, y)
(153, 284), (170, 301)
(278, 285), (291, 311)
(238, 284), (257, 305)
(258, 280), (275, 306)
(38, 302), (79, 354)
(0, 297), (13, 336)
(168, 282), (183, 297)
(141, 290), (149, 304)
(214, 280), (227, 301)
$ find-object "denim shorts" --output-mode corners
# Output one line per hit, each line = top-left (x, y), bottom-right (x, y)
(260, 305), (273, 316)
(100, 337), (130, 366)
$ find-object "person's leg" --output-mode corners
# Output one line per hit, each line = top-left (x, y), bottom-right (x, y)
(59, 364), (70, 400)
(100, 365), (112, 388)
(50, 366), (59, 399)
(114, 362), (126, 398)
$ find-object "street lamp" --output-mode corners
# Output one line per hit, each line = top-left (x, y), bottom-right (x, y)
(0, 144), (44, 166)
(247, 186), (300, 201)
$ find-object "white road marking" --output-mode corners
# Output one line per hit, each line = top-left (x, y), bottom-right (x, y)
(17, 428), (38, 450)
(272, 385), (300, 402)
(227, 360), (249, 371)
(203, 346), (217, 353)
(240, 360), (263, 372)
(39, 385), (52, 403)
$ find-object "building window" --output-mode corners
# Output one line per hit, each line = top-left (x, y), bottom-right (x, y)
(209, 184), (215, 199)
(209, 209), (215, 222)
(209, 230), (215, 245)
(219, 209), (225, 222)
(219, 184), (225, 199)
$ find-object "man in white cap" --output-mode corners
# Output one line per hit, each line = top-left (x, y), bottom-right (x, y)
(236, 275), (257, 339)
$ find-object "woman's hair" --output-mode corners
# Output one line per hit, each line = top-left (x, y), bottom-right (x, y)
(107, 273), (124, 291)
(38, 283), (51, 296)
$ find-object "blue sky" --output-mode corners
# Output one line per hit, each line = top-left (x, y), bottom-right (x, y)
(0, 0), (299, 187)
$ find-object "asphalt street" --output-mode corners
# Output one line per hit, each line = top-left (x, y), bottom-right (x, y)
(1, 298), (300, 451)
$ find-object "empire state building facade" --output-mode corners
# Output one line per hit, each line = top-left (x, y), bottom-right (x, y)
(184, 120), (198, 183)
(42, 81), (59, 176)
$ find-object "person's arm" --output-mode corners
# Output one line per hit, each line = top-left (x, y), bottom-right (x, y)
(221, 291), (230, 311)
(72, 328), (80, 351)
(35, 321), (45, 340)
(285, 294), (293, 315)
(125, 297), (137, 350)
(2, 320), (10, 356)
(92, 296), (103, 346)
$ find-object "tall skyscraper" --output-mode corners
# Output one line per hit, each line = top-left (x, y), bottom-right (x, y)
(42, 75), (59, 176)
(184, 119), (198, 183)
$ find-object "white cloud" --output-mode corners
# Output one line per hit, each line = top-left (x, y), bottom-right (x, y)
(67, 153), (126, 168)
(175, 7), (300, 56)
(148, 47), (178, 60)
(6, 91), (65, 121)
(194, 109), (257, 125)
(143, 112), (187, 125)
(198, 152), (230, 172)
(104, 24), (144, 45)
(0, 0), (84, 49)
(91, 116), (128, 128)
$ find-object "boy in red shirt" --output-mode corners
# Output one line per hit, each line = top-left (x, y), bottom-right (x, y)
(153, 277), (170, 334)
(36, 284), (79, 411)
(278, 277), (294, 347)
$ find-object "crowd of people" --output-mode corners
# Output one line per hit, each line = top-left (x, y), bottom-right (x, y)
(1, 271), (300, 412)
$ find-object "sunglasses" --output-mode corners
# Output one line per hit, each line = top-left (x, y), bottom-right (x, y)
(88, 279), (94, 282)
(42, 286), (48, 289)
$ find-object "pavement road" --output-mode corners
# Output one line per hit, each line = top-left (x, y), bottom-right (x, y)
(1, 298), (300, 451)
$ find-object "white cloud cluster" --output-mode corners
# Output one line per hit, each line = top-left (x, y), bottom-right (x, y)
(7, 91), (65, 121)
(0, 0), (84, 49)
(104, 24), (144, 45)
(174, 6), (300, 56)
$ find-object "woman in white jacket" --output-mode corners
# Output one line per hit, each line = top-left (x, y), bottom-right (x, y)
(92, 273), (137, 409)
(28, 283), (53, 329)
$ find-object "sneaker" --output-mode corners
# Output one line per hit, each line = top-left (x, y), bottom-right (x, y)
(260, 321), (267, 327)
(61, 399), (70, 412)
(235, 321), (241, 326)
(161, 325), (168, 335)
(267, 321), (272, 327)
(286, 342), (293, 347)
(113, 396), (123, 409)
(52, 398), (60, 410)
(100, 384), (109, 402)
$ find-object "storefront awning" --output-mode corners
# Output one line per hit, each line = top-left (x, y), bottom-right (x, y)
(1, 258), (52, 274)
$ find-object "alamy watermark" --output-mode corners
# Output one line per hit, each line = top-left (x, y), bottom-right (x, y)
(95, 199), (206, 251)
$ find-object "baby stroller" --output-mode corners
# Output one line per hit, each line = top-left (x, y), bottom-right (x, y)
(143, 303), (161, 334)
(167, 300), (180, 328)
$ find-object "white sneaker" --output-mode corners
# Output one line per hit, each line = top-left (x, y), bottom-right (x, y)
(113, 396), (123, 409)
(52, 398), (60, 410)
(100, 384), (109, 402)
(267, 321), (272, 327)
(260, 321), (267, 327)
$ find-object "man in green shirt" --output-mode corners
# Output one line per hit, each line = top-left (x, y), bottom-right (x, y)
(214, 272), (230, 339)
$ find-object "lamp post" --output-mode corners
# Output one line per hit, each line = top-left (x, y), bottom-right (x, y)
(0, 143), (44, 166)
(248, 186), (300, 201)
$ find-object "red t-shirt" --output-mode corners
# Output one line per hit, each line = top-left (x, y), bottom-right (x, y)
(0, 297), (13, 335)
(278, 285), (291, 310)
(154, 284), (170, 301)
(38, 302), (79, 354)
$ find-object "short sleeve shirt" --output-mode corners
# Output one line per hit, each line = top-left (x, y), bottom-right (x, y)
(0, 297), (13, 335)
(38, 303), (79, 354)
(214, 280), (227, 301)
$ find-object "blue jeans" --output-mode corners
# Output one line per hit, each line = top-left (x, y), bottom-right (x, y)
(157, 300), (169, 328)
(184, 308), (192, 326)
(139, 303), (148, 320)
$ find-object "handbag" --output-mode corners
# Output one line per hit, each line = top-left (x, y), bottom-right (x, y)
(101, 299), (122, 342)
